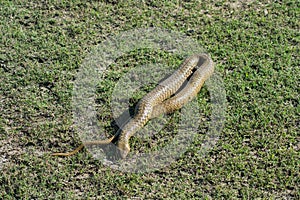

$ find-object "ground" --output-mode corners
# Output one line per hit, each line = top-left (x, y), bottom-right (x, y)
(0, 0), (299, 199)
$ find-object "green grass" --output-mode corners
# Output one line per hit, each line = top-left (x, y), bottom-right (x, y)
(0, 0), (299, 199)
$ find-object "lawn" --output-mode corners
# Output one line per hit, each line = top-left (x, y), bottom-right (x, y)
(0, 0), (299, 199)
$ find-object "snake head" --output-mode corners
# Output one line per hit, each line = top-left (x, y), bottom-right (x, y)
(116, 141), (130, 159)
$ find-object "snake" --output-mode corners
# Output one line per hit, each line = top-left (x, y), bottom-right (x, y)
(52, 53), (214, 158)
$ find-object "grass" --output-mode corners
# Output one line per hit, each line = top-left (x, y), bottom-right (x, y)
(0, 0), (299, 199)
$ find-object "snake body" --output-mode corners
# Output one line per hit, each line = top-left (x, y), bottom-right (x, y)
(52, 53), (214, 158)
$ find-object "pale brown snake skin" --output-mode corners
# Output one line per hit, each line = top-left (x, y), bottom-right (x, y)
(52, 53), (214, 158)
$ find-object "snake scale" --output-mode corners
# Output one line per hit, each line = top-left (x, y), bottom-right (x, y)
(52, 53), (214, 158)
